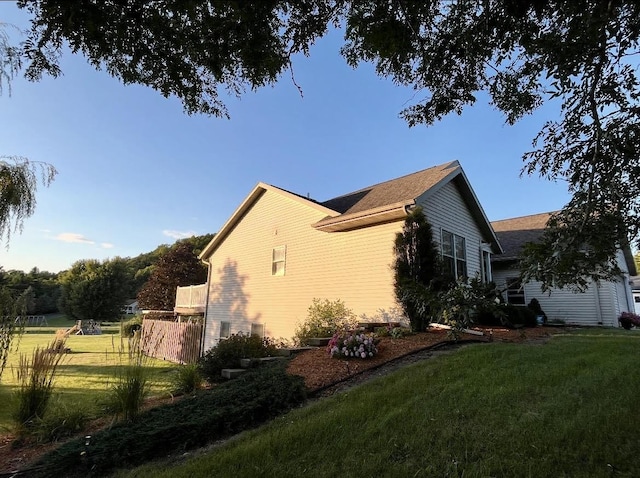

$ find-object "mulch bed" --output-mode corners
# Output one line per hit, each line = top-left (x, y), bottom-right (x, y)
(0, 326), (561, 475)
(287, 326), (559, 392)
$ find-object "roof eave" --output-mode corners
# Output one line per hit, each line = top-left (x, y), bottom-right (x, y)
(313, 200), (414, 232)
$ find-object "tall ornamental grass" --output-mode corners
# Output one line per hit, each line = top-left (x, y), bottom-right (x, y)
(12, 338), (66, 431)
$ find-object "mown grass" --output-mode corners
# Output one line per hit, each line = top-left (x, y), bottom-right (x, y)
(0, 315), (177, 432)
(121, 334), (640, 478)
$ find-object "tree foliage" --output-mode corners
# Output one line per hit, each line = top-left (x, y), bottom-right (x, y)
(0, 156), (57, 245)
(393, 207), (444, 332)
(137, 241), (208, 311)
(58, 258), (130, 321)
(12, 1), (640, 288)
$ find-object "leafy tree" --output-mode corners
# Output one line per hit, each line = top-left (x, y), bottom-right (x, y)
(137, 242), (208, 311)
(0, 156), (56, 244)
(10, 1), (640, 288)
(393, 207), (444, 332)
(59, 258), (130, 321)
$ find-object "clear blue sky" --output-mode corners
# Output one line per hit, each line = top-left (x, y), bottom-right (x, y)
(0, 3), (570, 273)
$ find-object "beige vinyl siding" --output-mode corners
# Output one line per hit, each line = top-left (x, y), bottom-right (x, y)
(202, 189), (402, 350)
(419, 181), (484, 277)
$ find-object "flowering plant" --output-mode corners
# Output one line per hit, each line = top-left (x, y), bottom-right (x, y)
(327, 331), (378, 359)
(619, 311), (640, 330)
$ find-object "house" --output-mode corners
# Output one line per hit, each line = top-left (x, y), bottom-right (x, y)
(628, 275), (640, 315)
(198, 161), (502, 350)
(122, 299), (139, 315)
(491, 212), (637, 327)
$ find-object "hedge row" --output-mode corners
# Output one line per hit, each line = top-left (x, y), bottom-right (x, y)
(34, 363), (306, 477)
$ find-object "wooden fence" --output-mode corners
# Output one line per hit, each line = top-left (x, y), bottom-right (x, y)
(141, 318), (203, 364)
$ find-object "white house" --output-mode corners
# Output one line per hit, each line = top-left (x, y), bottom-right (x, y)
(198, 161), (502, 350)
(122, 300), (139, 315)
(491, 212), (637, 327)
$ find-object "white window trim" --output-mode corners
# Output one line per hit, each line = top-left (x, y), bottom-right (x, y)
(219, 321), (230, 339)
(480, 244), (492, 283)
(506, 277), (526, 305)
(272, 245), (286, 276)
(441, 229), (467, 279)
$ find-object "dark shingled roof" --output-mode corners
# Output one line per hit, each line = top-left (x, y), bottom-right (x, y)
(320, 161), (459, 214)
(491, 212), (553, 261)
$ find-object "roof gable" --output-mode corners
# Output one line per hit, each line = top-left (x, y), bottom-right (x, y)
(199, 182), (337, 260)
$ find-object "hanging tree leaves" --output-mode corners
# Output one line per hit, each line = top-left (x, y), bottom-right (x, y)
(12, 0), (640, 288)
(0, 156), (57, 245)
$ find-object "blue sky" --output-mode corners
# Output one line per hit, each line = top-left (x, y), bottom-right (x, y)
(0, 3), (570, 273)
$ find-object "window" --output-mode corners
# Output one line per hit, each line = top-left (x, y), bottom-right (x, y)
(506, 278), (526, 305)
(481, 249), (492, 283)
(635, 296), (640, 303)
(219, 321), (230, 339)
(250, 323), (265, 337)
(442, 230), (467, 279)
(272, 246), (286, 276)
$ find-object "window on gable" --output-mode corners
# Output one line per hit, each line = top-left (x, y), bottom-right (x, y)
(272, 246), (286, 276)
(506, 277), (526, 305)
(219, 321), (230, 339)
(442, 230), (467, 279)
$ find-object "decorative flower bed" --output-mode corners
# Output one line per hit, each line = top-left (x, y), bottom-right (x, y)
(328, 332), (377, 359)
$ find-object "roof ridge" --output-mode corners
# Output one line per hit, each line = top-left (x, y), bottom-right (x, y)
(322, 160), (458, 203)
(491, 210), (557, 224)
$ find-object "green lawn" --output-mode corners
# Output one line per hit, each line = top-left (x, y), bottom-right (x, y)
(121, 332), (640, 478)
(0, 315), (177, 432)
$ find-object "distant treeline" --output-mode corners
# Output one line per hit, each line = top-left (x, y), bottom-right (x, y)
(0, 233), (213, 317)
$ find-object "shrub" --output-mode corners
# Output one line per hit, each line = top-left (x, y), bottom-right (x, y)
(121, 315), (143, 337)
(198, 333), (277, 383)
(393, 207), (445, 332)
(293, 298), (357, 345)
(390, 326), (414, 339)
(527, 298), (547, 324)
(13, 339), (66, 431)
(436, 277), (504, 336)
(619, 311), (640, 330)
(35, 363), (306, 477)
(501, 304), (537, 328)
(32, 399), (90, 443)
(375, 325), (413, 339)
(328, 331), (378, 359)
(170, 363), (203, 395)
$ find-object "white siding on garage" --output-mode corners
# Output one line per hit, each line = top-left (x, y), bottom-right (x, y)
(419, 181), (485, 278)
(202, 189), (403, 351)
(493, 265), (632, 327)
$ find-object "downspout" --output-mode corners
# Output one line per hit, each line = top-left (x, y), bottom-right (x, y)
(593, 281), (603, 326)
(200, 258), (212, 356)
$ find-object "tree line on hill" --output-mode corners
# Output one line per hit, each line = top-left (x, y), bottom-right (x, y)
(0, 233), (213, 320)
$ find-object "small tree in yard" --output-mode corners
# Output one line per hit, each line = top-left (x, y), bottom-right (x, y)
(137, 241), (208, 311)
(293, 299), (358, 346)
(393, 207), (445, 332)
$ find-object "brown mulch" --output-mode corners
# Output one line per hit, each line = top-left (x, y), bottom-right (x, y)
(287, 326), (559, 393)
(0, 326), (561, 475)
